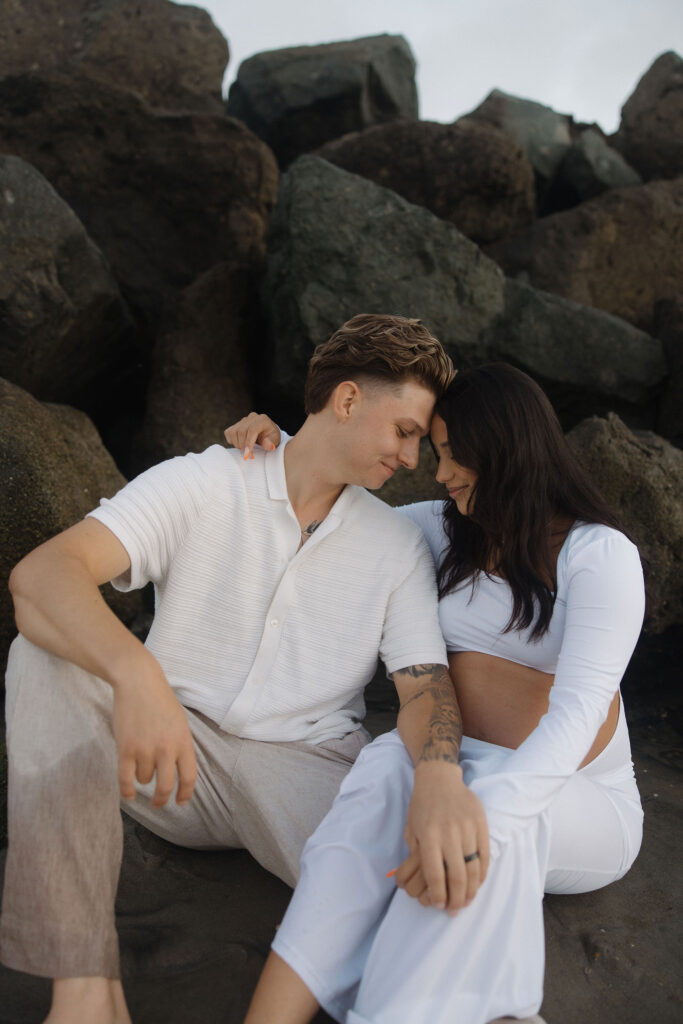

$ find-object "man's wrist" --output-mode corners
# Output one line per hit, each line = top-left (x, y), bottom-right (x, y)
(415, 757), (463, 781)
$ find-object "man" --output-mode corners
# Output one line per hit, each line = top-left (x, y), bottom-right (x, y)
(1, 313), (487, 1024)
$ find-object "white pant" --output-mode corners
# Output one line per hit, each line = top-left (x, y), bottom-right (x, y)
(272, 702), (643, 1024)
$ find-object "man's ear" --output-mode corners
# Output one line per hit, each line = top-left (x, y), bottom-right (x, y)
(330, 380), (361, 423)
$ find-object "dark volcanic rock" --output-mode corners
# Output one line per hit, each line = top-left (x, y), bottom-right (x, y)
(546, 127), (642, 210)
(262, 155), (505, 410)
(567, 414), (683, 633)
(316, 117), (536, 245)
(656, 297), (683, 448)
(262, 156), (665, 428)
(486, 178), (683, 335)
(0, 0), (229, 114)
(615, 51), (683, 181)
(485, 280), (666, 427)
(0, 378), (142, 675)
(0, 71), (278, 326)
(139, 263), (255, 469)
(466, 88), (572, 198)
(226, 34), (418, 167)
(0, 155), (133, 403)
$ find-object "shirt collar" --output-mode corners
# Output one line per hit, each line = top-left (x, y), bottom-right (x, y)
(264, 437), (359, 521)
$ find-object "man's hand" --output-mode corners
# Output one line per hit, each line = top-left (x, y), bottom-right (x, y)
(398, 760), (490, 913)
(112, 666), (197, 807)
(224, 412), (281, 460)
(392, 663), (490, 913)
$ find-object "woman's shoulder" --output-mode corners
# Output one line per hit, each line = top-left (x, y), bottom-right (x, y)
(395, 501), (447, 538)
(561, 521), (642, 577)
(394, 500), (449, 563)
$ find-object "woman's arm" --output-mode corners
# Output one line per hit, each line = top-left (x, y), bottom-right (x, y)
(466, 527), (645, 852)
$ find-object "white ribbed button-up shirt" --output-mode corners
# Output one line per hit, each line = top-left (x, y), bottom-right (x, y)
(88, 442), (446, 743)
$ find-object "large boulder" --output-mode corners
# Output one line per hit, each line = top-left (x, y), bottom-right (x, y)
(0, 378), (143, 675)
(656, 297), (683, 448)
(0, 0), (229, 114)
(486, 280), (666, 427)
(0, 71), (278, 326)
(466, 89), (572, 202)
(226, 35), (418, 167)
(614, 51), (683, 181)
(262, 157), (665, 429)
(0, 154), (134, 404)
(262, 155), (505, 412)
(486, 178), (683, 335)
(567, 414), (683, 633)
(316, 117), (536, 245)
(138, 263), (255, 469)
(545, 126), (642, 211)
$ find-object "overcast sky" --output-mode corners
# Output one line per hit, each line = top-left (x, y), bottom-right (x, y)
(202, 0), (682, 133)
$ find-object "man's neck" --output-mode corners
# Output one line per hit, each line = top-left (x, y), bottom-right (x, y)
(283, 417), (346, 524)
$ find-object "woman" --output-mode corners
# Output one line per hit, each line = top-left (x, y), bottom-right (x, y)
(228, 364), (645, 1024)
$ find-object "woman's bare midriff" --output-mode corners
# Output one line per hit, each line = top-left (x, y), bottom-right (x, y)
(448, 651), (620, 769)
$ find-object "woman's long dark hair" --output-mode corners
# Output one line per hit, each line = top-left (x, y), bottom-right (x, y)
(434, 363), (625, 639)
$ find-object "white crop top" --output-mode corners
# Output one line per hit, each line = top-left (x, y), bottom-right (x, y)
(398, 501), (645, 850)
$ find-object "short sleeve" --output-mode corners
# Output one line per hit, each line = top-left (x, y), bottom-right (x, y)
(467, 527), (645, 850)
(379, 531), (448, 673)
(86, 447), (219, 591)
(395, 501), (449, 566)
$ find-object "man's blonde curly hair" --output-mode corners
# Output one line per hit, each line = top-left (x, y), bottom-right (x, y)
(304, 313), (455, 414)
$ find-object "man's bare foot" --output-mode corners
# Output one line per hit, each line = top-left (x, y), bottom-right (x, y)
(45, 977), (132, 1024)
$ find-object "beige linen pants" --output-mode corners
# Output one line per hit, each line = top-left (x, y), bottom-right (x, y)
(0, 635), (367, 980)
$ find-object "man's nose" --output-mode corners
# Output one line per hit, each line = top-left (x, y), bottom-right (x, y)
(399, 438), (420, 470)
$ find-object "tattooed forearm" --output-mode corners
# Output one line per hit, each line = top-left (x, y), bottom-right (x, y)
(394, 664), (463, 765)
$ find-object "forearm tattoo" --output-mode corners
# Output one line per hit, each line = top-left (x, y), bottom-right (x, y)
(394, 663), (463, 765)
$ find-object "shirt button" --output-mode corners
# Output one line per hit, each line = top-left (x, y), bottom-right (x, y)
(270, 618), (279, 627)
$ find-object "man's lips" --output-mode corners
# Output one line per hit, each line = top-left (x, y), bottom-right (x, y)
(381, 462), (397, 476)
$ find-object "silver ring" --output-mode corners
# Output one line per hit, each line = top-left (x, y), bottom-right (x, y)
(463, 851), (480, 863)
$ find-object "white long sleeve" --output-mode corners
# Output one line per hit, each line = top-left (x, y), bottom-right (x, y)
(467, 526), (644, 847)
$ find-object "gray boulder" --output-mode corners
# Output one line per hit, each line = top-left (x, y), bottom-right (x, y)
(0, 155), (134, 403)
(316, 117), (536, 245)
(487, 280), (666, 426)
(614, 51), (683, 181)
(0, 71), (278, 326)
(262, 155), (505, 409)
(547, 127), (642, 209)
(466, 89), (572, 199)
(138, 263), (255, 469)
(226, 35), (418, 167)
(0, 378), (143, 676)
(262, 157), (665, 428)
(567, 414), (683, 633)
(486, 178), (683, 335)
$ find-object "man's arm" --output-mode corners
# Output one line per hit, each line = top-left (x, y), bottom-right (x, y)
(392, 663), (490, 914)
(9, 518), (197, 807)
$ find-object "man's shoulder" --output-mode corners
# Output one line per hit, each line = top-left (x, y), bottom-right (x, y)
(345, 487), (426, 547)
